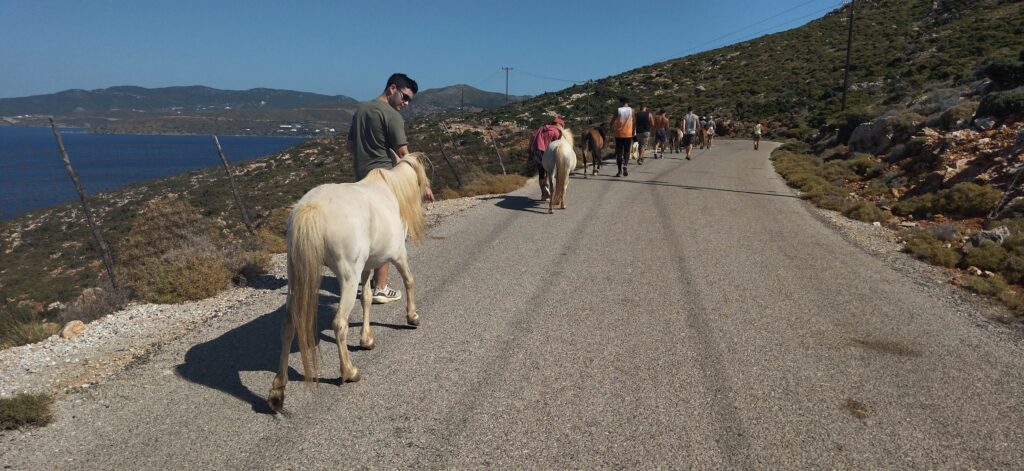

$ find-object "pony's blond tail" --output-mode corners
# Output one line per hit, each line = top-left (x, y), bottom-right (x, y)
(286, 202), (325, 383)
(555, 144), (572, 205)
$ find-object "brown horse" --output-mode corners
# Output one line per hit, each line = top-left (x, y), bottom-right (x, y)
(580, 126), (605, 177)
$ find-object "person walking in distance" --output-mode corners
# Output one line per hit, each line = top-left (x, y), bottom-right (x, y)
(610, 97), (635, 177)
(682, 107), (699, 160)
(347, 72), (433, 304)
(705, 114), (716, 149)
(528, 117), (565, 200)
(753, 120), (763, 150)
(634, 105), (653, 165)
(652, 109), (669, 158)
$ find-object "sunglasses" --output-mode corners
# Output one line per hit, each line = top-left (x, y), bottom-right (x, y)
(394, 87), (412, 104)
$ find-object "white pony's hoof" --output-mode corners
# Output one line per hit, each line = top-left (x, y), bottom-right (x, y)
(343, 368), (361, 383)
(407, 313), (420, 327)
(360, 337), (376, 350)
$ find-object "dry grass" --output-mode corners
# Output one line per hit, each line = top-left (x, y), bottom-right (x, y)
(0, 305), (60, 349)
(117, 196), (269, 304)
(0, 393), (54, 430)
(439, 174), (527, 199)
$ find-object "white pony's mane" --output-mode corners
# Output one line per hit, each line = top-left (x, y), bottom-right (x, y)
(559, 127), (574, 147)
(364, 153), (430, 241)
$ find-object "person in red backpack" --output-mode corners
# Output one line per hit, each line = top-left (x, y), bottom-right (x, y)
(528, 117), (564, 200)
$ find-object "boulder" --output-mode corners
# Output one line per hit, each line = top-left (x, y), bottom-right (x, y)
(61, 320), (86, 339)
(848, 121), (890, 154)
(968, 226), (1011, 247)
(974, 116), (997, 131)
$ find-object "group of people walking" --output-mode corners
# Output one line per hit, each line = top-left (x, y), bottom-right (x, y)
(529, 97), (722, 196)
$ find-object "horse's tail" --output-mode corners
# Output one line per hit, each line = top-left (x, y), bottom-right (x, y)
(287, 202), (326, 383)
(554, 142), (573, 204)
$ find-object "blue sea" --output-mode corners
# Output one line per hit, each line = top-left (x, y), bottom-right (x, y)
(0, 127), (308, 220)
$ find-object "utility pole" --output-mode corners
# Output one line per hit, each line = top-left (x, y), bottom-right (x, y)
(501, 67), (512, 103)
(840, 0), (856, 112)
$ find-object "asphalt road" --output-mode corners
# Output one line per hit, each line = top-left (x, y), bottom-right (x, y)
(4, 139), (1024, 469)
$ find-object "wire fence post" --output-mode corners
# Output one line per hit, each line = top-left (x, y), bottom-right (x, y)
(212, 136), (255, 235)
(485, 128), (507, 175)
(48, 117), (122, 297)
(433, 134), (464, 188)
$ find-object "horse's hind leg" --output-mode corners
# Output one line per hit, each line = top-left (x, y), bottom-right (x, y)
(332, 272), (361, 383)
(391, 251), (419, 326)
(268, 308), (295, 412)
(358, 270), (375, 350)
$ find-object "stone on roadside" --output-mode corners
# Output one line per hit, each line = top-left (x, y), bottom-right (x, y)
(61, 320), (86, 339)
(967, 266), (983, 276)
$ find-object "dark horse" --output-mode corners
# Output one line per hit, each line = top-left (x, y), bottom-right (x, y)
(580, 126), (606, 178)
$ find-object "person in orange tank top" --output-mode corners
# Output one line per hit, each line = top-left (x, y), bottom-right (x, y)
(609, 96), (635, 177)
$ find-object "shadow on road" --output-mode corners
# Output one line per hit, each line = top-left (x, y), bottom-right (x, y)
(486, 194), (549, 214)
(175, 275), (415, 414)
(609, 178), (799, 199)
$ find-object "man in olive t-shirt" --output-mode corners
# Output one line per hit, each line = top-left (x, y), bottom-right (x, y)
(348, 97), (408, 180)
(346, 73), (430, 304)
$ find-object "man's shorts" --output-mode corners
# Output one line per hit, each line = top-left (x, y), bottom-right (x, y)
(636, 131), (651, 147)
(682, 133), (695, 146)
(654, 129), (667, 144)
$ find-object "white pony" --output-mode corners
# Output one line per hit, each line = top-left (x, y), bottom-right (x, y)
(268, 152), (430, 412)
(541, 128), (576, 214)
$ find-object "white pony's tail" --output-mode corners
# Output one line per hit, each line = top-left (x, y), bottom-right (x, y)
(287, 202), (325, 383)
(555, 144), (571, 205)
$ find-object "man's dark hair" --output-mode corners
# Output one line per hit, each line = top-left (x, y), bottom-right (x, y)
(619, 96), (628, 105)
(688, 107), (694, 112)
(387, 73), (419, 94)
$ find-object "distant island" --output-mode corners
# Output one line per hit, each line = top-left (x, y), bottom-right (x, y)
(0, 84), (527, 136)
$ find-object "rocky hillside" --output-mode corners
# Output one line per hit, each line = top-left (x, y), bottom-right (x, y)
(467, 0), (1021, 134)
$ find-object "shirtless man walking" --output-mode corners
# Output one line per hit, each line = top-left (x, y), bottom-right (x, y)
(652, 109), (669, 159)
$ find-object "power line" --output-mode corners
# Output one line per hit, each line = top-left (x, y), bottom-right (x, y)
(658, 0), (843, 62)
(514, 68), (585, 85)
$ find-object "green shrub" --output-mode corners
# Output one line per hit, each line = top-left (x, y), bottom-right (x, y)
(863, 180), (891, 198)
(844, 154), (878, 178)
(999, 252), (1024, 284)
(963, 240), (1008, 272)
(930, 223), (960, 242)
(0, 393), (54, 430)
(982, 58), (1024, 90)
(843, 201), (889, 223)
(142, 250), (233, 304)
(903, 230), (961, 268)
(893, 183), (1002, 218)
(893, 193), (936, 217)
(963, 274), (1008, 297)
(976, 88), (1024, 119)
(808, 192), (853, 212)
(778, 141), (810, 154)
(935, 183), (1002, 217)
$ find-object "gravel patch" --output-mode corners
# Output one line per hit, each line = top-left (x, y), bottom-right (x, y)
(0, 194), (491, 398)
(804, 200), (1024, 339)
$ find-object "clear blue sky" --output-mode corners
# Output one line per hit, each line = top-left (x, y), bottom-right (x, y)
(0, 0), (846, 100)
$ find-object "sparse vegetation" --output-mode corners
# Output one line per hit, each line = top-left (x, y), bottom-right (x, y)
(438, 174), (527, 199)
(0, 393), (54, 430)
(0, 304), (60, 349)
(903, 230), (962, 268)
